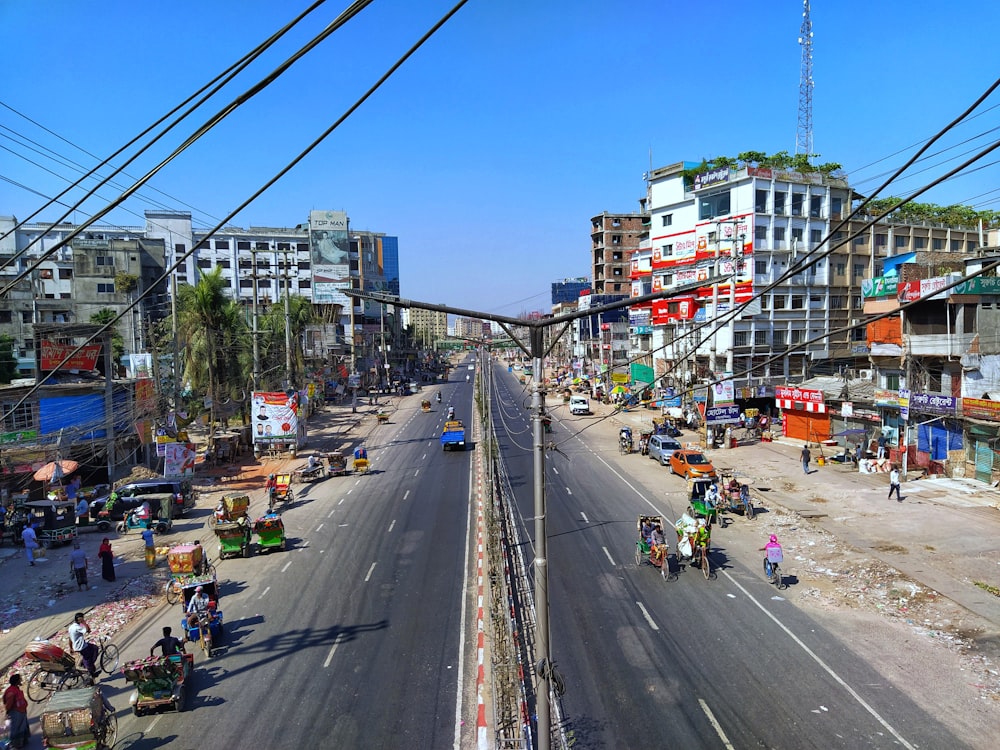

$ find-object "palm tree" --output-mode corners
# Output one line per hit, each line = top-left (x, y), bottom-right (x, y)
(176, 267), (246, 441)
(259, 294), (315, 389)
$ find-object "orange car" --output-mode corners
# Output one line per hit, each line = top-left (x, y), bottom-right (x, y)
(669, 449), (717, 479)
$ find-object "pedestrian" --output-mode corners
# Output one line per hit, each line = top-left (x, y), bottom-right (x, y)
(69, 540), (89, 591)
(3, 673), (30, 749)
(877, 433), (887, 460)
(21, 523), (38, 566)
(888, 465), (902, 501)
(98, 537), (116, 582)
(76, 494), (90, 527)
(141, 525), (155, 568)
(800, 444), (811, 475)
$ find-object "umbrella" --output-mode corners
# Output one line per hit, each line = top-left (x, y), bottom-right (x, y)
(610, 385), (630, 395)
(33, 459), (79, 482)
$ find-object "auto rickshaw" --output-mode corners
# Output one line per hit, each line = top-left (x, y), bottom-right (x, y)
(208, 493), (251, 530)
(123, 652), (194, 715)
(421, 399), (431, 412)
(326, 450), (349, 477)
(116, 493), (173, 535)
(25, 500), (77, 547)
(687, 477), (721, 527)
(39, 685), (117, 750)
(214, 519), (252, 559)
(254, 512), (286, 552)
(352, 447), (370, 474)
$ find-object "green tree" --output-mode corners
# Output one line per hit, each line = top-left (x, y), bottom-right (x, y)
(176, 267), (247, 440)
(0, 334), (19, 384)
(259, 293), (315, 390)
(89, 308), (125, 367)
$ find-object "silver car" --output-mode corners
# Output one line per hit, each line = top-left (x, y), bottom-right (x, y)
(647, 434), (682, 466)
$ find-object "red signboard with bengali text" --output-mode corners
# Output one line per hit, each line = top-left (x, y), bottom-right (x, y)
(40, 341), (102, 371)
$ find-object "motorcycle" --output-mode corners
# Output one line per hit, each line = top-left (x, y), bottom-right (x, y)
(436, 393), (442, 404)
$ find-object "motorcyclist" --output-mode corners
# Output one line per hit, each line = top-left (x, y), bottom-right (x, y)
(435, 392), (442, 404)
(186, 586), (211, 629)
(447, 406), (455, 420)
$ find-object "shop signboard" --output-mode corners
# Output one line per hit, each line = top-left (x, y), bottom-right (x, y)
(899, 388), (910, 421)
(705, 404), (740, 425)
(873, 388), (900, 407)
(962, 397), (1000, 421)
(909, 392), (956, 415)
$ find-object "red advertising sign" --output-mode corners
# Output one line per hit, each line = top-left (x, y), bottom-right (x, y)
(962, 397), (1000, 421)
(775, 385), (825, 404)
(40, 341), (102, 371)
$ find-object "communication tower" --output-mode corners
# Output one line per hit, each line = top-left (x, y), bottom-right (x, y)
(796, 0), (814, 155)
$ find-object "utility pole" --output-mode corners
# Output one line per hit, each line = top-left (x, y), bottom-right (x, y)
(709, 228), (721, 374)
(251, 250), (260, 391)
(103, 329), (116, 484)
(283, 248), (293, 390)
(171, 242), (180, 407)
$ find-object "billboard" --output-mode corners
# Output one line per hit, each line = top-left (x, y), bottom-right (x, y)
(251, 391), (300, 444)
(309, 210), (350, 305)
(41, 341), (102, 371)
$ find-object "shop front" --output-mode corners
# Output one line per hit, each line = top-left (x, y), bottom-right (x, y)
(777, 385), (829, 443)
(961, 398), (1000, 483)
(907, 393), (962, 476)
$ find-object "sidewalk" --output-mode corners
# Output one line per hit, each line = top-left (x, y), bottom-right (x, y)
(0, 393), (394, 680)
(606, 402), (1000, 629)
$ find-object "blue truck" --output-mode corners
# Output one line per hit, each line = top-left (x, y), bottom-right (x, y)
(441, 420), (466, 451)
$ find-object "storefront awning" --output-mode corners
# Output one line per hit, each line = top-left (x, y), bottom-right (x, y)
(777, 398), (827, 413)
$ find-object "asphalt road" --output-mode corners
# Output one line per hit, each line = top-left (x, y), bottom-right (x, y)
(91, 376), (477, 749)
(488, 361), (969, 750)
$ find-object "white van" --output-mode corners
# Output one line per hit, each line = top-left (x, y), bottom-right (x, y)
(569, 395), (591, 416)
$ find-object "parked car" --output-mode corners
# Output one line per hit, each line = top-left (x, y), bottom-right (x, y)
(569, 395), (591, 416)
(90, 478), (195, 522)
(647, 435), (682, 466)
(669, 449), (717, 479)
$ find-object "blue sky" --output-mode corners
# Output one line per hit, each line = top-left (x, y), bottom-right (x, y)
(2, 0), (999, 316)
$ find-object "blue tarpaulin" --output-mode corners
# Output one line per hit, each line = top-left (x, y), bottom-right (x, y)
(916, 422), (962, 461)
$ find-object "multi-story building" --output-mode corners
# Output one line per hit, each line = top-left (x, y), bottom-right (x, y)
(406, 307), (449, 348)
(643, 160), (985, 403)
(591, 212), (645, 296)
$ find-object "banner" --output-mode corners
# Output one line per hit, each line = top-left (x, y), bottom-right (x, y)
(40, 341), (102, 371)
(164, 442), (197, 477)
(252, 391), (300, 444)
(705, 404), (740, 425)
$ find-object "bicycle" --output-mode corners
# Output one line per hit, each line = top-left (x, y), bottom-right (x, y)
(740, 485), (755, 520)
(27, 635), (120, 702)
(764, 557), (786, 590)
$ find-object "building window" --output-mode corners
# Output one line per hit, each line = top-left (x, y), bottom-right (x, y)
(1, 401), (35, 431)
(854, 235), (865, 245)
(791, 193), (804, 216)
(175, 243), (186, 255)
(810, 195), (822, 218)
(773, 295), (786, 309)
(755, 225), (767, 242)
(277, 242), (291, 252)
(951, 239), (962, 251)
(197, 258), (212, 269)
(21, 311), (31, 323)
(0, 311), (10, 323)
(97, 283), (115, 294)
(297, 243), (309, 253)
(734, 331), (749, 347)
(810, 229), (823, 245)
(914, 236), (926, 249)
(774, 192), (786, 214)
(835, 262), (845, 275)
(761, 294), (770, 310)
(791, 227), (804, 244)
(875, 234), (887, 247)
(215, 239), (229, 250)
(239, 279), (253, 289)
(773, 330), (786, 347)
(755, 259), (767, 275)
(853, 263), (865, 278)
(662, 244), (673, 257)
(95, 255), (114, 267)
(932, 238), (945, 250)
(895, 235), (908, 248)
(852, 327), (867, 341)
(218, 259), (230, 269)
(853, 296), (864, 309)
(791, 295), (804, 309)
(298, 279), (311, 289)
(832, 231), (846, 243)
(791, 329), (803, 344)
(58, 269), (73, 280)
(968, 240), (978, 251)
(774, 227), (786, 242)
(830, 295), (844, 307)
(237, 241), (251, 251)
(755, 190), (768, 213)
(754, 330), (769, 346)
(832, 196), (843, 218)
(612, 235), (621, 245)
(698, 190), (731, 220)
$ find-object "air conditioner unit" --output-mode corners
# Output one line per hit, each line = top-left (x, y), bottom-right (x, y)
(856, 369), (873, 380)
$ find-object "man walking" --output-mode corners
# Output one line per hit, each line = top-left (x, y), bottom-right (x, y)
(69, 541), (89, 591)
(800, 444), (811, 475)
(21, 523), (38, 566)
(888, 465), (902, 501)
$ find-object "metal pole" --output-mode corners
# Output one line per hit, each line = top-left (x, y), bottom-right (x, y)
(530, 327), (550, 750)
(283, 249), (293, 389)
(171, 244), (179, 406)
(710, 227), (720, 374)
(104, 329), (116, 482)
(252, 250), (260, 391)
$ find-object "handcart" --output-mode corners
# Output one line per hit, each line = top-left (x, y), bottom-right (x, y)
(634, 514), (674, 581)
(165, 544), (214, 604)
(376, 411), (390, 424)
(39, 685), (117, 750)
(123, 652), (194, 715)
(254, 512), (286, 552)
(208, 493), (251, 530)
(294, 458), (326, 483)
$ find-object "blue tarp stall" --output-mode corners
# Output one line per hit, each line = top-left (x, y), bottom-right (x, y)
(39, 390), (131, 439)
(916, 421), (962, 461)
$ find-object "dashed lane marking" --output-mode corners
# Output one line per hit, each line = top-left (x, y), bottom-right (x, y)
(635, 601), (659, 631)
(699, 699), (735, 749)
(364, 562), (377, 582)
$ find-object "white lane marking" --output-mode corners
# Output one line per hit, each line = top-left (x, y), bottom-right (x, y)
(566, 487), (572, 495)
(364, 562), (377, 581)
(552, 467), (559, 475)
(258, 586), (270, 599)
(323, 634), (345, 668)
(722, 570), (916, 749)
(316, 524), (324, 532)
(281, 560), (292, 573)
(635, 601), (659, 631)
(300, 540), (309, 548)
(328, 508), (336, 518)
(414, 469), (420, 477)
(698, 699), (735, 749)
(147, 715), (162, 733)
(403, 490), (410, 500)
(422, 454), (426, 460)
(388, 519), (396, 533)
(338, 498), (345, 505)
(580, 512), (589, 523)
(601, 546), (615, 565)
